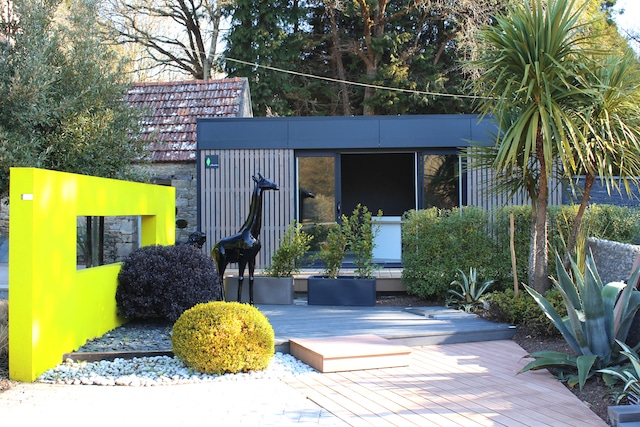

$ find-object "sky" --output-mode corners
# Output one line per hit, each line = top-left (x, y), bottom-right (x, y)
(614, 0), (639, 34)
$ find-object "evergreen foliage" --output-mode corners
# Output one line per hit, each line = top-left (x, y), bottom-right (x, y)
(401, 205), (640, 300)
(222, 0), (307, 116)
(265, 220), (313, 277)
(0, 0), (147, 198)
(172, 301), (275, 375)
(221, 0), (497, 116)
(401, 207), (495, 299)
(484, 288), (566, 337)
(116, 245), (222, 322)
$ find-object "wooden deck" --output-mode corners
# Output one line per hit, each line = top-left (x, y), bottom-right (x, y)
(283, 340), (608, 426)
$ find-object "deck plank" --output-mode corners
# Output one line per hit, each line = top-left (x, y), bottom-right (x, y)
(283, 341), (607, 427)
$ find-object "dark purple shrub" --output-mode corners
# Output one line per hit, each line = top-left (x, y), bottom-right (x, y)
(116, 245), (222, 322)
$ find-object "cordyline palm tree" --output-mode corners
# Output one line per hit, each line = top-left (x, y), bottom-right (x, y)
(563, 49), (640, 267)
(471, 0), (595, 293)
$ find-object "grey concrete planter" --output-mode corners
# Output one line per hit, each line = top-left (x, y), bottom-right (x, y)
(307, 276), (376, 306)
(608, 404), (640, 427)
(224, 276), (294, 305)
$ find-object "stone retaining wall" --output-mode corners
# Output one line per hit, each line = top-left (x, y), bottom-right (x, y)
(141, 162), (198, 244)
(587, 237), (640, 284)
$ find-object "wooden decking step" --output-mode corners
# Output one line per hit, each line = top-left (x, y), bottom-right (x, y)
(289, 334), (412, 373)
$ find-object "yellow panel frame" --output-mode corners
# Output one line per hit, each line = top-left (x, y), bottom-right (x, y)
(8, 168), (175, 382)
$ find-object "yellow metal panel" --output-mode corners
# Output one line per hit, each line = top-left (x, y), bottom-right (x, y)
(8, 168), (175, 382)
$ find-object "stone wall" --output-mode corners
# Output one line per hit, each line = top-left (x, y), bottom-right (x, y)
(587, 237), (640, 284)
(76, 216), (139, 265)
(140, 162), (199, 244)
(0, 198), (8, 237)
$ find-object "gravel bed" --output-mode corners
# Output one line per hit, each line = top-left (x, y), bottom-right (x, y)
(37, 318), (317, 386)
(74, 318), (174, 353)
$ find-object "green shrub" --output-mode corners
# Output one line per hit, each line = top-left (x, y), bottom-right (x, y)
(484, 288), (565, 337)
(401, 204), (638, 300)
(116, 244), (222, 322)
(265, 220), (313, 277)
(401, 207), (495, 299)
(172, 301), (275, 375)
(583, 204), (640, 245)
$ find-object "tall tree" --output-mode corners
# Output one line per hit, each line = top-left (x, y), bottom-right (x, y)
(0, 0), (147, 198)
(221, 0), (504, 116)
(222, 0), (306, 115)
(563, 49), (640, 265)
(104, 0), (228, 80)
(471, 0), (593, 293)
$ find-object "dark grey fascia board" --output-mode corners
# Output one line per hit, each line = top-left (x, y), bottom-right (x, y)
(197, 114), (496, 150)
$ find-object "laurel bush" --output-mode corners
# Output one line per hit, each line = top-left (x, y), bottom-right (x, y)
(483, 288), (566, 337)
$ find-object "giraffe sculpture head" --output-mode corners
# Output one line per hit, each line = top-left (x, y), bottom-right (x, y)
(254, 173), (279, 192)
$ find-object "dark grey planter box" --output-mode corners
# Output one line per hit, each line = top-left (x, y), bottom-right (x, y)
(224, 276), (294, 305)
(608, 404), (640, 427)
(307, 276), (376, 306)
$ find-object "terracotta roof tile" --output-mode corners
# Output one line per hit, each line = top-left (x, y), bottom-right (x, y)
(126, 78), (252, 163)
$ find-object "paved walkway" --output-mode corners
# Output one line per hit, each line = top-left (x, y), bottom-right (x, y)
(0, 263), (607, 426)
(1, 314), (608, 425)
(0, 340), (607, 426)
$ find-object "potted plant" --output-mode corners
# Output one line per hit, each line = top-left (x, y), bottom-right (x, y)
(225, 220), (312, 304)
(308, 204), (382, 306)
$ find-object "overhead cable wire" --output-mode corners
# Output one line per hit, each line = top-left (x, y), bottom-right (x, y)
(222, 56), (491, 100)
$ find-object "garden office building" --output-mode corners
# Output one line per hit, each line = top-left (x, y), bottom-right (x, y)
(196, 114), (563, 273)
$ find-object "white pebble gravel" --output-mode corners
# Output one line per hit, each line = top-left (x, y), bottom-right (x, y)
(37, 352), (317, 386)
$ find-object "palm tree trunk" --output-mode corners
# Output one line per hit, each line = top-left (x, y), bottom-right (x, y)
(532, 128), (550, 293)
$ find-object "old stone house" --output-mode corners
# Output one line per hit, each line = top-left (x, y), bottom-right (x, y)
(126, 78), (253, 244)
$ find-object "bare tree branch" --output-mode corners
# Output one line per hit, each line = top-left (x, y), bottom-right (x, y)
(103, 0), (228, 80)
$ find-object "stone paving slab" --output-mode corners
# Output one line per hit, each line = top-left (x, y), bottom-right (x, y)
(0, 378), (346, 426)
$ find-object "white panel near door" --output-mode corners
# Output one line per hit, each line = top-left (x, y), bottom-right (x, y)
(373, 216), (402, 262)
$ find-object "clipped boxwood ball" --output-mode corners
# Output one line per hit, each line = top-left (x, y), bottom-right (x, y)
(172, 301), (275, 375)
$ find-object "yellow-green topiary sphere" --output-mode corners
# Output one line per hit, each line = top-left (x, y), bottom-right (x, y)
(171, 301), (275, 375)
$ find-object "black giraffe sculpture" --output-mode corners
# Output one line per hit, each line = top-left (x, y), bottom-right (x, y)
(212, 173), (279, 304)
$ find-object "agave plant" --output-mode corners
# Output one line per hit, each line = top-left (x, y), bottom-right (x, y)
(599, 340), (640, 404)
(522, 252), (640, 390)
(446, 268), (494, 313)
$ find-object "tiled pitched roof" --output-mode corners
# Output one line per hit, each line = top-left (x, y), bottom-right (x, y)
(126, 78), (252, 162)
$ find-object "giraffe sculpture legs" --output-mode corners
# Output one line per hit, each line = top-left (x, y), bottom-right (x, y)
(237, 256), (257, 305)
(237, 258), (246, 303)
(248, 258), (256, 305)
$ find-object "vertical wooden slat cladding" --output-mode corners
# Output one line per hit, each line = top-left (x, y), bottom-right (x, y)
(200, 149), (295, 269)
(464, 149), (563, 211)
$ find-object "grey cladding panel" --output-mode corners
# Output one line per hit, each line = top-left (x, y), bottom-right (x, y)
(380, 116), (472, 148)
(198, 115), (495, 150)
(470, 118), (498, 146)
(197, 118), (289, 149)
(288, 118), (380, 149)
